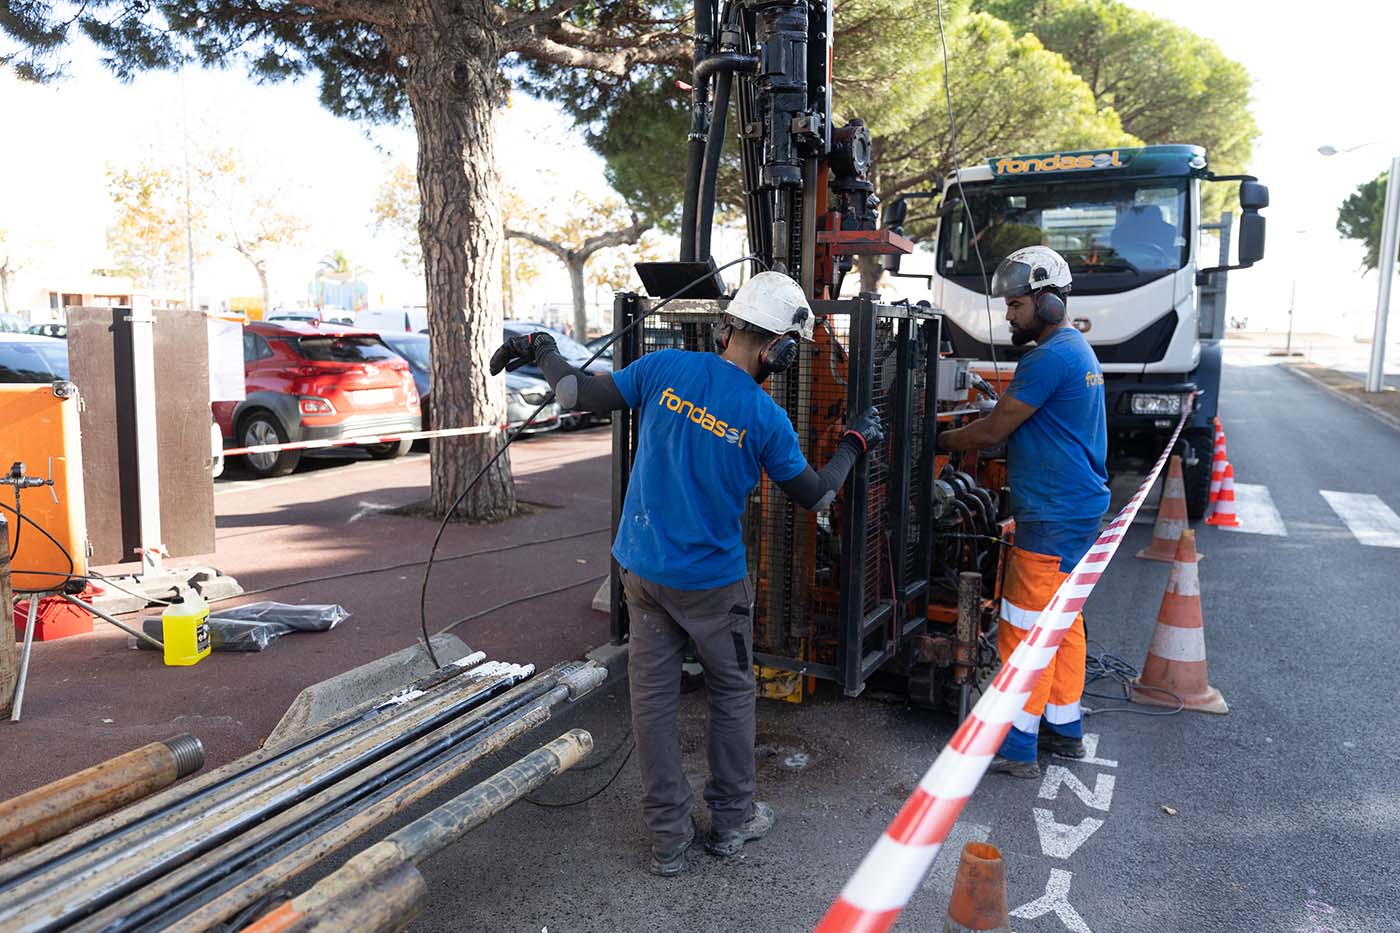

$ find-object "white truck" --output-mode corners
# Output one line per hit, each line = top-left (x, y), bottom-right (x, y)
(896, 144), (1267, 517)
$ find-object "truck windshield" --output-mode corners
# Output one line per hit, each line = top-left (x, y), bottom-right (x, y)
(938, 179), (1189, 294)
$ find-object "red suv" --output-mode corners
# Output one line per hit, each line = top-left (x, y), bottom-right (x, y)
(214, 321), (421, 477)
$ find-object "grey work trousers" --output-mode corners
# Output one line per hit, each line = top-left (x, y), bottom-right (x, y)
(622, 569), (757, 849)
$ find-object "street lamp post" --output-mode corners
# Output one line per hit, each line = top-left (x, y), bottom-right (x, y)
(1320, 144), (1400, 393)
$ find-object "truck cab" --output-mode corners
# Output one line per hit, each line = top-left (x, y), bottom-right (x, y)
(924, 145), (1267, 516)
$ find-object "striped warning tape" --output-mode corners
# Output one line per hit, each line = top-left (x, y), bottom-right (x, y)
(222, 423), (506, 456)
(815, 401), (1195, 933)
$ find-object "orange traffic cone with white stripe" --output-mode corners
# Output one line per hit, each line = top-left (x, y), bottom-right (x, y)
(942, 842), (1010, 933)
(1133, 529), (1227, 715)
(1135, 455), (1201, 561)
(1207, 419), (1228, 505)
(1205, 463), (1242, 527)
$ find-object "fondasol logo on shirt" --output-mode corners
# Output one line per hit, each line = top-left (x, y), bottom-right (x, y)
(991, 150), (1130, 175)
(659, 387), (746, 446)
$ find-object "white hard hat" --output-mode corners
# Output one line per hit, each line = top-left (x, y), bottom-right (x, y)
(725, 271), (815, 341)
(991, 246), (1073, 298)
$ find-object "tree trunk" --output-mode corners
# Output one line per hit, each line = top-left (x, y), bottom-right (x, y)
(404, 14), (515, 521)
(567, 257), (588, 340)
(501, 237), (514, 319)
(857, 254), (884, 295)
(255, 259), (271, 319)
(0, 260), (11, 315)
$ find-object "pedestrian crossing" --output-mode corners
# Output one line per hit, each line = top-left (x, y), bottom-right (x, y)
(1130, 482), (1400, 547)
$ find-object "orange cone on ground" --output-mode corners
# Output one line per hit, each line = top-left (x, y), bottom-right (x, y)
(1135, 455), (1201, 561)
(1208, 419), (1228, 505)
(1133, 530), (1228, 715)
(942, 842), (1010, 933)
(1204, 462), (1242, 528)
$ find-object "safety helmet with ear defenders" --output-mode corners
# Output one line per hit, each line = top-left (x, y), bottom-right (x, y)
(714, 271), (814, 381)
(990, 246), (1072, 326)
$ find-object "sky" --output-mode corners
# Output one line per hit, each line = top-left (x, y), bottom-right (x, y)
(0, 2), (1396, 338)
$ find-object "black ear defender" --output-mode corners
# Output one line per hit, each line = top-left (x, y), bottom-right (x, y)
(1034, 289), (1066, 325)
(756, 333), (800, 382)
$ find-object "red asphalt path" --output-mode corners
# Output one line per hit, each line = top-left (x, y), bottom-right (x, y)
(2, 429), (614, 796)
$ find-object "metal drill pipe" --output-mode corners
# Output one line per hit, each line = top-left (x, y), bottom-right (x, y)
(241, 861), (427, 933)
(0, 735), (204, 861)
(0, 651), (489, 890)
(166, 662), (606, 932)
(86, 677), (562, 933)
(0, 664), (533, 932)
(241, 730), (594, 933)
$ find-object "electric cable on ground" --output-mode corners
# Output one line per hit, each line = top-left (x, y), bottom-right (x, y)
(418, 254), (766, 667)
(1082, 639), (1185, 716)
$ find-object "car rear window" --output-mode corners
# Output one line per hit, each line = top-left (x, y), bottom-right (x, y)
(295, 335), (400, 363)
(0, 341), (68, 381)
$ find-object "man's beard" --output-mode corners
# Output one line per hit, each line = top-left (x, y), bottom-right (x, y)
(1010, 323), (1037, 346)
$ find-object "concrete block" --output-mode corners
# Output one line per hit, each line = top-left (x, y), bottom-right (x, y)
(584, 640), (628, 684)
(591, 577), (610, 613)
(265, 634), (473, 749)
(88, 565), (243, 615)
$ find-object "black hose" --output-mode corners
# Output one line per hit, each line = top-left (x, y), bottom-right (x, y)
(679, 0), (718, 262)
(694, 51), (757, 84)
(679, 132), (708, 262)
(696, 66), (733, 260)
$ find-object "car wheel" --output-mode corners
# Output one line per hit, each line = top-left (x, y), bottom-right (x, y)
(365, 438), (413, 460)
(239, 412), (301, 478)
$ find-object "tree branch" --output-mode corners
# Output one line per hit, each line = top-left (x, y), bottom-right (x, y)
(577, 215), (648, 260)
(506, 227), (570, 259)
(508, 30), (688, 75)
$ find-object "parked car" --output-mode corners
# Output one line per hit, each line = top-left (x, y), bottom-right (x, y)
(213, 322), (421, 478)
(503, 321), (612, 428)
(584, 333), (613, 362)
(25, 323), (67, 339)
(0, 332), (68, 381)
(0, 313), (29, 334)
(358, 306), (428, 335)
(378, 332), (561, 435)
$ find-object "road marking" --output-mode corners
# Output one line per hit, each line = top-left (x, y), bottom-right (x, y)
(1219, 483), (1288, 536)
(1078, 733), (1117, 768)
(1032, 808), (1103, 859)
(1320, 491), (1400, 548)
(919, 821), (990, 898)
(1038, 766), (1115, 812)
(348, 500), (398, 523)
(1010, 868), (1093, 933)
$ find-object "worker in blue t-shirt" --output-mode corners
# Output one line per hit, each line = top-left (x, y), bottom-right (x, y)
(490, 271), (883, 874)
(938, 245), (1109, 780)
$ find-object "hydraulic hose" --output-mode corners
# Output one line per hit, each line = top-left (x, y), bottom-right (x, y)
(696, 66), (733, 260)
(679, 0), (718, 262)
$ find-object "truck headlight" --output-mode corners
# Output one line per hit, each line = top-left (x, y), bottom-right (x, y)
(1130, 393), (1183, 416)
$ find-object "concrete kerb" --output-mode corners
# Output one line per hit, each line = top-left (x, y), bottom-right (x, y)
(265, 633), (474, 748)
(1284, 364), (1400, 433)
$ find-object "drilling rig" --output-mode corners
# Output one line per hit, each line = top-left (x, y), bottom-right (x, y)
(609, 0), (1012, 716)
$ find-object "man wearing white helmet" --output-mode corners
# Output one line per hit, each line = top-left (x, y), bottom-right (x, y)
(938, 245), (1109, 780)
(491, 270), (883, 872)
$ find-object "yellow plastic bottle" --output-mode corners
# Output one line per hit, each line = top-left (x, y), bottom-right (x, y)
(162, 590), (211, 666)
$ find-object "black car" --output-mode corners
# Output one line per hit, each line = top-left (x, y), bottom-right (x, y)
(0, 333), (69, 382)
(503, 321), (612, 428)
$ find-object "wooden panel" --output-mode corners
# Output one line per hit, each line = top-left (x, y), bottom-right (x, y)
(67, 307), (216, 565)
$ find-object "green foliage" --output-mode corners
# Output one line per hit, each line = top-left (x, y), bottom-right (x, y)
(1337, 172), (1395, 272)
(105, 160), (196, 291)
(976, 0), (1258, 176)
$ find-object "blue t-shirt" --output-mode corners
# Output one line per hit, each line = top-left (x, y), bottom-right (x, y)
(611, 350), (808, 590)
(1005, 327), (1110, 522)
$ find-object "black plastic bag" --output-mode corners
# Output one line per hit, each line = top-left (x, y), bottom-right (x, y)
(136, 602), (349, 653)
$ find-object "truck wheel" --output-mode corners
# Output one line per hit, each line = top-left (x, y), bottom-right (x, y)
(239, 412), (301, 478)
(1180, 428), (1214, 520)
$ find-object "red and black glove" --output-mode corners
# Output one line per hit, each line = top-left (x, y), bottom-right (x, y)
(841, 406), (885, 453)
(489, 331), (558, 375)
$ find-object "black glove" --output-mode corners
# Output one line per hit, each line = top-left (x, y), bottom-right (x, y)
(489, 331), (557, 375)
(841, 406), (884, 453)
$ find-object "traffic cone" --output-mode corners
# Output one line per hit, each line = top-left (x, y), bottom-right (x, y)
(1207, 420), (1228, 505)
(1204, 463), (1242, 527)
(942, 842), (1010, 933)
(1135, 455), (1201, 561)
(1133, 530), (1228, 715)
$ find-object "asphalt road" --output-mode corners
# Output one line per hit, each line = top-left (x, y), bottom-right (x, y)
(393, 347), (1400, 933)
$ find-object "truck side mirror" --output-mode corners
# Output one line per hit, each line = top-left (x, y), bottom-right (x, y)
(881, 199), (908, 230)
(1238, 212), (1266, 266)
(1239, 181), (1269, 211)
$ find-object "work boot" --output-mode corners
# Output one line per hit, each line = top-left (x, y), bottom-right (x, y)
(987, 756), (1040, 779)
(648, 823), (695, 877)
(1038, 733), (1086, 759)
(706, 801), (774, 857)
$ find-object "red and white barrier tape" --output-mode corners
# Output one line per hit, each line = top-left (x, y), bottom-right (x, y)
(815, 402), (1195, 933)
(222, 423), (506, 456)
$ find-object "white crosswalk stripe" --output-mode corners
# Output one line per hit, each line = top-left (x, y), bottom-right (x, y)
(1320, 491), (1400, 548)
(1218, 483), (1288, 536)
